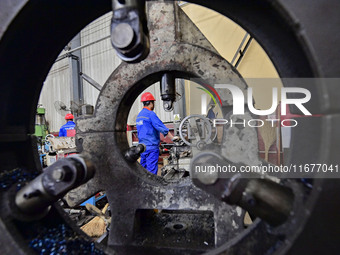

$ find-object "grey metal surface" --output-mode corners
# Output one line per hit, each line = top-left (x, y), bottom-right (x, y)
(71, 1), (247, 251)
(221, 112), (261, 166)
(190, 151), (294, 226)
(173, 79), (186, 119)
(111, 23), (135, 49)
(279, 0), (340, 78)
(80, 72), (103, 91)
(0, 0), (340, 254)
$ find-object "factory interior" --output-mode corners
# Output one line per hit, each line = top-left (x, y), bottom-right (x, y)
(0, 1), (339, 255)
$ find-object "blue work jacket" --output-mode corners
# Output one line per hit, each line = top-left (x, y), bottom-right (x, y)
(136, 107), (169, 150)
(59, 121), (76, 137)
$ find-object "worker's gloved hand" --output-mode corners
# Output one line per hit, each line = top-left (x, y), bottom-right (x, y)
(172, 136), (180, 142)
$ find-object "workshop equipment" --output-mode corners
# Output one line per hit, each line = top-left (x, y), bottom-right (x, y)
(81, 203), (110, 237)
(124, 143), (146, 162)
(13, 155), (95, 220)
(45, 151), (57, 166)
(34, 106), (49, 139)
(161, 135), (192, 180)
(111, 0), (150, 62)
(35, 106), (50, 166)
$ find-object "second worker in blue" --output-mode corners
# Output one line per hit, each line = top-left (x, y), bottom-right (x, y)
(136, 92), (174, 175)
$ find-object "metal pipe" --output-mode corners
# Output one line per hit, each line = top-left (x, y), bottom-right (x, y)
(125, 144), (146, 162)
(231, 32), (249, 66)
(69, 53), (84, 107)
(80, 72), (103, 91)
(235, 36), (253, 68)
(55, 35), (111, 63)
(160, 73), (176, 112)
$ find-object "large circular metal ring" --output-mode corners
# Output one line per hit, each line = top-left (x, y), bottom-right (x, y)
(0, 0), (339, 254)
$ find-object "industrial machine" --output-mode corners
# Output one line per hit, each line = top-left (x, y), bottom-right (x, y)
(161, 136), (192, 180)
(0, 1), (339, 255)
(34, 106), (49, 140)
(161, 114), (218, 180)
(34, 106), (50, 166)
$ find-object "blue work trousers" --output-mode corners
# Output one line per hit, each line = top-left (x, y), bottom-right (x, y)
(140, 149), (159, 175)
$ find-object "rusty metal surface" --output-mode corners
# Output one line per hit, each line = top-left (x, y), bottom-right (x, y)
(71, 2), (249, 251)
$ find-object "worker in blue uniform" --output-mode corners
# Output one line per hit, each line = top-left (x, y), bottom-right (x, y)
(59, 113), (76, 137)
(136, 92), (175, 175)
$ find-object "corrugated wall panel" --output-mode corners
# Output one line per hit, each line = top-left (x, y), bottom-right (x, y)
(39, 57), (71, 132)
(39, 11), (173, 133)
(80, 12), (121, 108)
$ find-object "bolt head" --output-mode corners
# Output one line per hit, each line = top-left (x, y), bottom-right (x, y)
(111, 23), (134, 49)
(197, 169), (218, 185)
(52, 168), (65, 182)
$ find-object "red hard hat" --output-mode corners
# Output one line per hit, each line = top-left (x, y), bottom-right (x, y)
(141, 92), (155, 102)
(65, 113), (74, 120)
